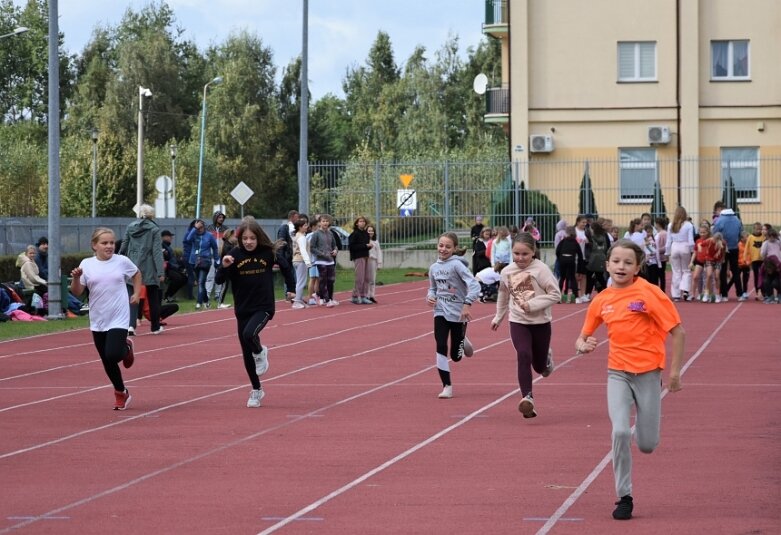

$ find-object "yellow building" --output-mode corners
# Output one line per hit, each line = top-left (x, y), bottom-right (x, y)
(482, 0), (781, 224)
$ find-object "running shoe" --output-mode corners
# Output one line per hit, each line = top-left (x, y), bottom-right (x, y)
(123, 339), (135, 369)
(612, 495), (633, 520)
(114, 389), (132, 411)
(437, 385), (453, 399)
(518, 393), (537, 418)
(253, 345), (269, 376)
(541, 348), (554, 377)
(247, 388), (265, 408)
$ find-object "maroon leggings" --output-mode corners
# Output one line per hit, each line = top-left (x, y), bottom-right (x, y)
(509, 322), (552, 397)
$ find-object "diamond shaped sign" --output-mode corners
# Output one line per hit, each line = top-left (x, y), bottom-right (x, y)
(230, 181), (254, 205)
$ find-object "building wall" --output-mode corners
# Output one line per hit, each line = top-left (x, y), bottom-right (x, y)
(502, 0), (781, 218)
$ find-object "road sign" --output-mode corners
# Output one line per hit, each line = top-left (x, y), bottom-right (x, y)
(397, 189), (417, 210)
(399, 174), (414, 188)
(231, 181), (254, 205)
(401, 208), (414, 217)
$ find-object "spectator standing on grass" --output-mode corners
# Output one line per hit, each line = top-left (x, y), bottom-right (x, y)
(665, 206), (695, 301)
(575, 239), (684, 521)
(185, 219), (219, 309)
(182, 220), (197, 300)
(34, 237), (48, 281)
(349, 216), (374, 305)
(309, 214), (340, 307)
(217, 229), (238, 309)
(215, 216), (295, 408)
(426, 232), (479, 400)
(205, 211), (228, 304)
(712, 206), (745, 301)
(491, 232), (560, 418)
(276, 210), (299, 296)
(291, 218), (312, 309)
(120, 204), (165, 334)
(161, 230), (187, 303)
(71, 228), (141, 411)
(366, 224), (383, 303)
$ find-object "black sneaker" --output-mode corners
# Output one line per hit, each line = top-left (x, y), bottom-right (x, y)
(612, 495), (633, 520)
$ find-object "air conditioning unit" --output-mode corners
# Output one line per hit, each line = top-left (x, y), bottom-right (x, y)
(647, 125), (671, 144)
(529, 134), (555, 153)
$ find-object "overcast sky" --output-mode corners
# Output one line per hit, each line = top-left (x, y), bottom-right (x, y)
(19, 0), (486, 101)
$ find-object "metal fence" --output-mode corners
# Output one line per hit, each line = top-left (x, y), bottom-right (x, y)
(3, 157), (779, 255)
(307, 157), (781, 248)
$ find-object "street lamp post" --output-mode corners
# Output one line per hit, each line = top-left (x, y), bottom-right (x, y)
(195, 76), (223, 219)
(136, 86), (153, 215)
(170, 143), (177, 218)
(90, 128), (98, 218)
(0, 26), (28, 40)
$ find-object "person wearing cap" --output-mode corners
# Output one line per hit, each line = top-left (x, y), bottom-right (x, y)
(35, 237), (49, 280)
(161, 230), (186, 302)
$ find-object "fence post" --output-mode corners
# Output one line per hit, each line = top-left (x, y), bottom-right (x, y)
(444, 160), (451, 231)
(513, 159), (521, 229)
(374, 161), (382, 241)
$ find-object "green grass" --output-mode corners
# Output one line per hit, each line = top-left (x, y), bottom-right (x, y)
(0, 267), (428, 341)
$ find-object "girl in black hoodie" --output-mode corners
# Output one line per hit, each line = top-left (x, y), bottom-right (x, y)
(215, 216), (295, 408)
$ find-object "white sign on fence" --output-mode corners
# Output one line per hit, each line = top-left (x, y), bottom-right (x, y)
(397, 189), (417, 210)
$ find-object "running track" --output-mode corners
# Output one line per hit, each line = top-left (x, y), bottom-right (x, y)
(0, 281), (778, 534)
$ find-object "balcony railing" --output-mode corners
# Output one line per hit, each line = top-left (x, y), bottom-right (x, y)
(485, 87), (509, 115)
(485, 0), (508, 26)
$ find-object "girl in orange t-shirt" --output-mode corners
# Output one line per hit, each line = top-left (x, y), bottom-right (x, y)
(575, 239), (685, 521)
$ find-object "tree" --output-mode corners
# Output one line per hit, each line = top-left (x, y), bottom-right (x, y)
(721, 173), (741, 219)
(649, 179), (668, 219)
(578, 161), (598, 217)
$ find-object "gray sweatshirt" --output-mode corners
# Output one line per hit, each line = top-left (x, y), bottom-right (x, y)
(427, 255), (481, 322)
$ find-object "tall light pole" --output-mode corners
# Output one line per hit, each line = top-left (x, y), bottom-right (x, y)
(195, 75), (223, 219)
(0, 26), (28, 40)
(170, 143), (177, 218)
(298, 0), (310, 215)
(46, 1), (61, 319)
(136, 86), (152, 215)
(90, 128), (98, 218)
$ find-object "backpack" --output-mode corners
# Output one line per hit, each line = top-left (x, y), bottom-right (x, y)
(587, 234), (608, 272)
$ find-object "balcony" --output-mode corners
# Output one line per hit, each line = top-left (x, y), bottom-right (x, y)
(483, 0), (508, 38)
(484, 86), (509, 124)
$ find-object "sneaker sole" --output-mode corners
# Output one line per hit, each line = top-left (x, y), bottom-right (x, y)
(518, 399), (537, 418)
(463, 337), (474, 358)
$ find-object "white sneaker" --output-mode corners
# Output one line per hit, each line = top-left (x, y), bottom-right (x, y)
(291, 302), (306, 309)
(127, 326), (135, 336)
(247, 388), (265, 408)
(218, 303), (232, 309)
(575, 297), (583, 304)
(541, 348), (554, 377)
(438, 385), (453, 399)
(253, 345), (269, 376)
(714, 295), (722, 303)
(326, 299), (339, 308)
(518, 394), (537, 418)
(700, 294), (709, 303)
(463, 336), (474, 357)
(195, 303), (202, 309)
(151, 326), (164, 335)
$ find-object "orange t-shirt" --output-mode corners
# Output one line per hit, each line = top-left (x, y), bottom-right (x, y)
(581, 277), (681, 373)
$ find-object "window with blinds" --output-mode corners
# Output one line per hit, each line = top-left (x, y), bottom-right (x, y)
(619, 148), (657, 202)
(618, 42), (656, 82)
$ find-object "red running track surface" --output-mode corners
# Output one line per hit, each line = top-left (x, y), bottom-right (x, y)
(0, 281), (778, 534)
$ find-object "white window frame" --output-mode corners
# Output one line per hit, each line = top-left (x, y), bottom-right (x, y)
(721, 147), (759, 202)
(617, 41), (657, 82)
(711, 40), (750, 80)
(618, 148), (657, 203)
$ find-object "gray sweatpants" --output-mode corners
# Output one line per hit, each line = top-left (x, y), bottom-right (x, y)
(607, 369), (661, 498)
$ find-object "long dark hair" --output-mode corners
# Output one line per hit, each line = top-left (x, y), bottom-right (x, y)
(236, 216), (275, 252)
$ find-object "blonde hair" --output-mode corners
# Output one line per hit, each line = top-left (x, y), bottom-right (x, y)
(90, 227), (115, 245)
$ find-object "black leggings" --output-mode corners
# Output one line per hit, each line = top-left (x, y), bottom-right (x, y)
(433, 316), (467, 361)
(236, 310), (273, 390)
(92, 329), (129, 391)
(317, 264), (336, 302)
(558, 256), (578, 296)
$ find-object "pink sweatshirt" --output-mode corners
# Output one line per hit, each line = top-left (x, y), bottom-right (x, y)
(493, 259), (561, 326)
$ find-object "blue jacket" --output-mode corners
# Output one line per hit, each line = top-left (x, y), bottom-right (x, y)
(713, 209), (742, 251)
(184, 227), (219, 268)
